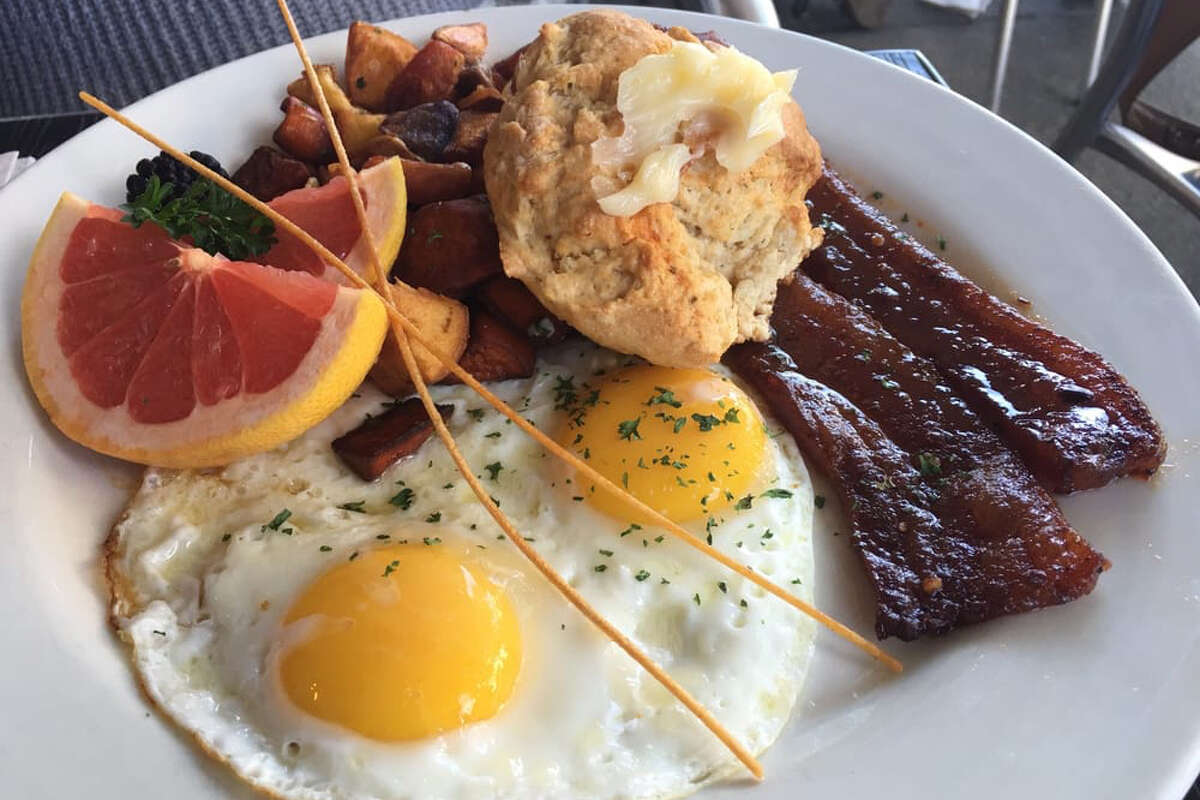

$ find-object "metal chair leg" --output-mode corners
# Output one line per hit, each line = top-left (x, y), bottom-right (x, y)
(1085, 0), (1116, 89)
(1052, 0), (1165, 162)
(989, 0), (1020, 113)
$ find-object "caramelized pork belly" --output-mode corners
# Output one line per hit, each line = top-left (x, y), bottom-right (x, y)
(803, 166), (1166, 493)
(726, 308), (1107, 639)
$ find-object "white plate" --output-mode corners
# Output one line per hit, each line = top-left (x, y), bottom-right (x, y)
(2, 6), (1198, 799)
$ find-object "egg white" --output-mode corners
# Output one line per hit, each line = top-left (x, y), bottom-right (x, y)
(107, 342), (817, 800)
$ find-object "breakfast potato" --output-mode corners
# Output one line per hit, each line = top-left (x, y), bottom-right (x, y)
(443, 310), (536, 384)
(370, 282), (470, 396)
(332, 106), (386, 161)
(384, 40), (466, 111)
(432, 22), (488, 61)
(453, 64), (494, 98)
(457, 85), (504, 113)
(401, 159), (474, 205)
(380, 101), (459, 162)
(355, 134), (422, 165)
(444, 110), (496, 167)
(490, 46), (524, 89)
(286, 64), (348, 110)
(273, 97), (333, 163)
(476, 275), (571, 344)
(393, 196), (503, 296)
(232, 146), (314, 201)
(331, 397), (454, 481)
(345, 21), (419, 111)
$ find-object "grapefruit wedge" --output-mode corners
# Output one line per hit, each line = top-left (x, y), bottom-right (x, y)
(259, 156), (407, 282)
(21, 192), (388, 468)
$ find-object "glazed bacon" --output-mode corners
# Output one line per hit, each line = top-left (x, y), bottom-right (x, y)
(803, 166), (1166, 493)
(727, 288), (1108, 639)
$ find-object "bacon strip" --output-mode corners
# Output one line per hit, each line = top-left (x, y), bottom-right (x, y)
(803, 166), (1166, 493)
(726, 276), (1108, 639)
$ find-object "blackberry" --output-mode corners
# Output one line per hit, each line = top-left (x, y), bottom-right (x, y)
(125, 150), (230, 203)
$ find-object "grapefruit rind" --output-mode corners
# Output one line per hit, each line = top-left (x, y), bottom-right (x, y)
(22, 192), (389, 468)
(343, 156), (407, 282)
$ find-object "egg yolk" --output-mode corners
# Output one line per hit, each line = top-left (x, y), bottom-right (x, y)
(556, 366), (768, 523)
(276, 544), (521, 741)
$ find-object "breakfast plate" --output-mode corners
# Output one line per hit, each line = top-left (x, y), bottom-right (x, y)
(2, 5), (1199, 799)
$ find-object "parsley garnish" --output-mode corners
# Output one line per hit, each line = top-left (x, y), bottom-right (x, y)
(761, 488), (793, 499)
(814, 494), (826, 509)
(646, 387), (682, 408)
(619, 523), (642, 537)
(389, 487), (415, 509)
(262, 508), (292, 532)
(467, 408), (485, 422)
(382, 560), (400, 577)
(734, 494), (754, 511)
(617, 417), (643, 440)
(723, 407), (740, 423)
(337, 500), (366, 513)
(594, 564), (607, 572)
(425, 512), (442, 523)
(634, 569), (651, 582)
(423, 536), (441, 545)
(691, 413), (722, 431)
(917, 452), (943, 477)
(717, 581), (727, 593)
(599, 549), (613, 557)
(485, 461), (503, 481)
(122, 175), (275, 260)
(319, 545), (332, 552)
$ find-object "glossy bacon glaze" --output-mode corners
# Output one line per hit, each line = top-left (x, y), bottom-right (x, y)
(803, 167), (1166, 493)
(727, 277), (1108, 639)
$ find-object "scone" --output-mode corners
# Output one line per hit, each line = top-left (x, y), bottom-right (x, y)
(484, 10), (824, 367)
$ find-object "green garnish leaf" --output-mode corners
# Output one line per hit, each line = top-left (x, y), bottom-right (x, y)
(634, 569), (651, 582)
(646, 387), (682, 408)
(121, 175), (276, 259)
(917, 452), (943, 477)
(425, 511), (442, 523)
(337, 500), (367, 513)
(389, 487), (415, 509)
(691, 413), (722, 431)
(760, 488), (792, 499)
(617, 417), (643, 441)
(485, 461), (503, 481)
(262, 508), (292, 531)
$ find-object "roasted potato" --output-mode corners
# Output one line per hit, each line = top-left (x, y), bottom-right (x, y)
(443, 110), (496, 167)
(273, 97), (333, 162)
(345, 21), (419, 111)
(355, 134), (422, 165)
(393, 196), (502, 295)
(385, 40), (466, 111)
(332, 106), (386, 161)
(400, 160), (474, 206)
(457, 85), (504, 113)
(432, 22), (488, 61)
(443, 311), (535, 384)
(286, 64), (349, 110)
(453, 64), (494, 98)
(476, 276), (571, 344)
(370, 282), (470, 395)
(233, 146), (314, 201)
(490, 46), (524, 90)
(381, 101), (459, 162)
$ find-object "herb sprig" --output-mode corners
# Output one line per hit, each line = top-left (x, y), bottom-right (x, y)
(122, 175), (276, 259)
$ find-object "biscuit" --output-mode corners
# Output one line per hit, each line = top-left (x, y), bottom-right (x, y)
(483, 10), (824, 367)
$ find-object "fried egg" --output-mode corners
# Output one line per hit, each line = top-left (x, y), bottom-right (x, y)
(106, 342), (816, 800)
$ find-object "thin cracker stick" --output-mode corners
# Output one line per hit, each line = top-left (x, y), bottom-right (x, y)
(274, 3), (757, 777)
(78, 90), (901, 675)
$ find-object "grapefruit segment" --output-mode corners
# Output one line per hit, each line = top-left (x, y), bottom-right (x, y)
(22, 191), (388, 468)
(258, 157), (407, 283)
